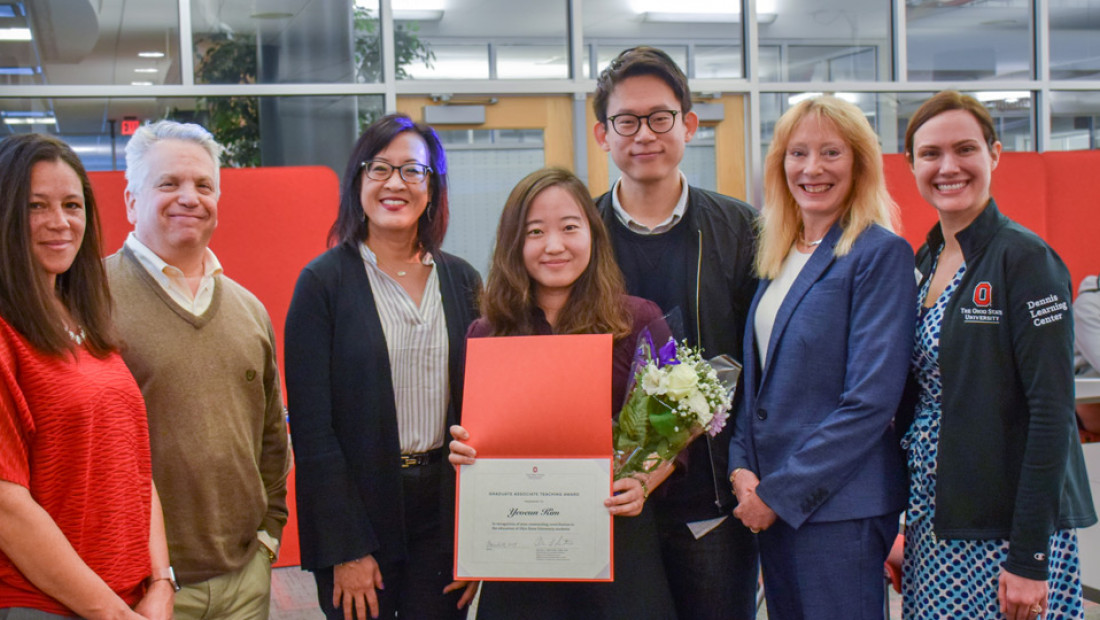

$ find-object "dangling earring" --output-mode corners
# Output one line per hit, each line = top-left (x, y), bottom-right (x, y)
(425, 202), (433, 222)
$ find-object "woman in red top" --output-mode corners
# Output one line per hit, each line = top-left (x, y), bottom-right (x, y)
(0, 134), (172, 619)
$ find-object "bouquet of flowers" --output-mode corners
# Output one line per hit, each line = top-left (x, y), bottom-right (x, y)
(613, 330), (741, 479)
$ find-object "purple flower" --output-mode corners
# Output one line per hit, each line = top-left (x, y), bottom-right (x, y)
(707, 408), (730, 437)
(657, 338), (679, 367)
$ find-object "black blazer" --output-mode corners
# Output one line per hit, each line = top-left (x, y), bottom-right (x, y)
(284, 243), (481, 570)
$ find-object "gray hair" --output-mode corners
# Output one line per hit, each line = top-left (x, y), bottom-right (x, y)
(124, 120), (223, 196)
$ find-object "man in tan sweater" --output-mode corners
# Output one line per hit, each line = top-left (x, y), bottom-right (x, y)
(106, 120), (290, 620)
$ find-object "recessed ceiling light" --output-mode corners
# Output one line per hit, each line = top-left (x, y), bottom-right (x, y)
(134, 68), (159, 73)
(394, 9), (443, 20)
(3, 116), (57, 125)
(131, 81), (154, 86)
(974, 90), (1030, 103)
(0, 28), (32, 41)
(788, 92), (824, 105)
(138, 51), (165, 59)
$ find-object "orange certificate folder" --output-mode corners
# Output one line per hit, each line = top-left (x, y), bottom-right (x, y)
(455, 334), (614, 581)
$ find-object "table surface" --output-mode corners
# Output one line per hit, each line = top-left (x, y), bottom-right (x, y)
(1078, 378), (1100, 404)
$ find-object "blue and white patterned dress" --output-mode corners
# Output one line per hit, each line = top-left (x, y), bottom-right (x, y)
(901, 259), (1085, 619)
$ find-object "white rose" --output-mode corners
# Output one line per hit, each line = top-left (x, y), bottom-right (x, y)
(642, 363), (666, 396)
(665, 364), (699, 400)
(686, 390), (712, 424)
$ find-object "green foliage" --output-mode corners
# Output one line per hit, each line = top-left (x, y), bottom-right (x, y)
(187, 7), (436, 167)
(353, 6), (435, 82)
(194, 32), (260, 167)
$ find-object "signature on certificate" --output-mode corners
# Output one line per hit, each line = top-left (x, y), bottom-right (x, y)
(534, 535), (575, 548)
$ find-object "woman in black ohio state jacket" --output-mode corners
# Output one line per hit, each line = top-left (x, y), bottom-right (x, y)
(899, 90), (1095, 620)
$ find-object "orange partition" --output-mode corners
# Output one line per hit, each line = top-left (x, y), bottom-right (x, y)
(1041, 151), (1100, 290)
(885, 152), (1049, 251)
(89, 166), (340, 568)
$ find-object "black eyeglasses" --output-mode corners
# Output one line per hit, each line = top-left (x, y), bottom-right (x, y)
(606, 110), (679, 137)
(360, 160), (432, 184)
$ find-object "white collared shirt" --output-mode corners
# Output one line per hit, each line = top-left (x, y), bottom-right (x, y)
(610, 170), (690, 235)
(359, 242), (449, 454)
(124, 232), (223, 316)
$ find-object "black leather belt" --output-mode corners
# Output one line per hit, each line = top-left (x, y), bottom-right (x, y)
(401, 450), (443, 468)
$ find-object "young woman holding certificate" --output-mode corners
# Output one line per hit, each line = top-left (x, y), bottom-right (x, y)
(448, 167), (677, 619)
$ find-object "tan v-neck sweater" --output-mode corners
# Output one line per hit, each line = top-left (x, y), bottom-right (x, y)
(106, 247), (289, 584)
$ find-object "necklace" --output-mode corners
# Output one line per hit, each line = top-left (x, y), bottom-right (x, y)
(65, 325), (86, 345)
(379, 261), (413, 277)
(799, 227), (825, 247)
(388, 264), (410, 277)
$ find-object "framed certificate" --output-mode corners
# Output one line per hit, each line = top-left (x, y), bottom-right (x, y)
(456, 458), (611, 580)
(455, 335), (613, 581)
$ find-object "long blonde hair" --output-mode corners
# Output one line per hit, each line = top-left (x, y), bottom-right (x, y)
(756, 95), (899, 279)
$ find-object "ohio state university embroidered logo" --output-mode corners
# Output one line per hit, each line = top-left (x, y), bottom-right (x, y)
(973, 282), (992, 307)
(961, 281), (1003, 325)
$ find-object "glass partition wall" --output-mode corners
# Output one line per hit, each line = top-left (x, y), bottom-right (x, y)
(2, 0), (1099, 202)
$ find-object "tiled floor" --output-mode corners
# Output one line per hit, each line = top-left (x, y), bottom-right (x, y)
(270, 567), (323, 620)
(270, 566), (1100, 620)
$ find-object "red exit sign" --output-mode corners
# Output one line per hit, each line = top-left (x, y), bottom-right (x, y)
(121, 118), (141, 135)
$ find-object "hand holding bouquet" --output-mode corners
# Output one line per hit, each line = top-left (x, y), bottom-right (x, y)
(612, 330), (741, 479)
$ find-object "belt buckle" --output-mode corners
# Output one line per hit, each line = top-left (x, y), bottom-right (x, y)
(401, 453), (423, 468)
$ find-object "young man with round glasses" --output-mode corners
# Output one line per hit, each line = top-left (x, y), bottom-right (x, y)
(592, 46), (760, 620)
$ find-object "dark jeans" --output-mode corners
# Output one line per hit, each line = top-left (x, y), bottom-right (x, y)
(314, 461), (464, 620)
(656, 515), (760, 620)
(758, 512), (899, 620)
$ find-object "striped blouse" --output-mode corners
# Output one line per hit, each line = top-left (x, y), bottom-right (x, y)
(359, 243), (449, 454)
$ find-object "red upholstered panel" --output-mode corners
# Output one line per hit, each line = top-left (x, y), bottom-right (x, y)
(883, 152), (1049, 254)
(1041, 151), (1100, 293)
(883, 154), (938, 252)
(89, 166), (340, 567)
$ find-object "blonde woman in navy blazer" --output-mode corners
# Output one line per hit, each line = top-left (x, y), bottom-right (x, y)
(727, 96), (916, 620)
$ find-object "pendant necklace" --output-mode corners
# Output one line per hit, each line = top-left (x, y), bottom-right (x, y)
(65, 325), (86, 345)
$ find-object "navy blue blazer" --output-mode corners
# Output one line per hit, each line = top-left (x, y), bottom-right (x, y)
(728, 223), (916, 529)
